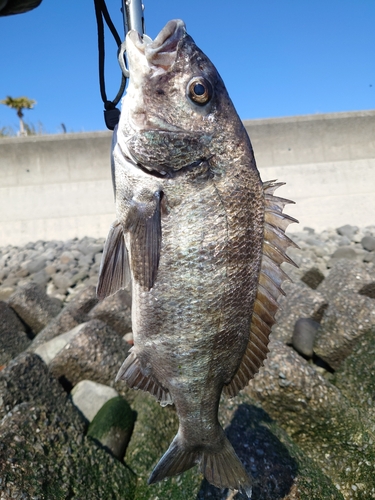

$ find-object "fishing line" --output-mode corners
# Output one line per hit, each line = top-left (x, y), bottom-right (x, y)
(93, 0), (126, 130)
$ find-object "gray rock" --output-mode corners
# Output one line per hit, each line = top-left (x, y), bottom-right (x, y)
(48, 319), (131, 390)
(45, 263), (57, 276)
(337, 235), (351, 246)
(0, 285), (16, 301)
(300, 267), (325, 289)
(40, 248), (56, 261)
(359, 282), (375, 299)
(361, 235), (375, 252)
(29, 285), (98, 350)
(22, 255), (47, 275)
(317, 259), (374, 300)
(71, 379), (119, 421)
(7, 282), (62, 336)
(331, 246), (357, 260)
(88, 396), (136, 461)
(336, 224), (359, 239)
(332, 328), (375, 422)
(79, 253), (94, 267)
(69, 268), (90, 285)
(15, 266), (30, 278)
(314, 261), (375, 368)
(89, 289), (132, 337)
(94, 252), (103, 265)
(30, 268), (49, 287)
(314, 290), (375, 370)
(0, 300), (30, 364)
(1, 275), (19, 287)
(52, 272), (71, 291)
(78, 241), (103, 256)
(292, 318), (320, 358)
(84, 275), (100, 287)
(59, 250), (76, 265)
(0, 382), (136, 499)
(244, 339), (375, 498)
(271, 282), (328, 344)
(0, 329), (31, 366)
(0, 352), (79, 421)
(0, 300), (26, 334)
(34, 323), (87, 365)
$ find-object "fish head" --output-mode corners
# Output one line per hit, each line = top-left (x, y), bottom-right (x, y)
(118, 19), (244, 175)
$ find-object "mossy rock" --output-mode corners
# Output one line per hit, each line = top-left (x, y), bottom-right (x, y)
(332, 328), (375, 421)
(198, 399), (344, 500)
(242, 340), (375, 498)
(0, 402), (137, 499)
(124, 390), (342, 499)
(125, 391), (203, 499)
(88, 396), (136, 460)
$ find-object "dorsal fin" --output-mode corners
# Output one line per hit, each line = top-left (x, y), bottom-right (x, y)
(224, 180), (298, 398)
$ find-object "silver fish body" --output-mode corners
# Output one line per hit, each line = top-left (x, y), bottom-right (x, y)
(98, 19), (297, 497)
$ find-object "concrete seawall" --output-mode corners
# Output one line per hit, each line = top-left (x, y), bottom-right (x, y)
(1, 110), (374, 246)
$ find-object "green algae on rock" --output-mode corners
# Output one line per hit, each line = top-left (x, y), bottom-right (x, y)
(125, 392), (203, 500)
(88, 396), (136, 460)
(244, 339), (375, 499)
(332, 328), (375, 424)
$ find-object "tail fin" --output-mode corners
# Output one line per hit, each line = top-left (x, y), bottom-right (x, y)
(200, 434), (252, 498)
(148, 432), (200, 484)
(148, 428), (252, 498)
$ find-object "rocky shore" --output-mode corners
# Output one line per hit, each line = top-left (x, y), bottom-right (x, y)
(1, 224), (375, 499)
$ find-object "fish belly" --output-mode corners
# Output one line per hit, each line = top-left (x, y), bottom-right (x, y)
(132, 164), (264, 425)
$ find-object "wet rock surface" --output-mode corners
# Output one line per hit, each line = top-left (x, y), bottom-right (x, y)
(0, 225), (374, 499)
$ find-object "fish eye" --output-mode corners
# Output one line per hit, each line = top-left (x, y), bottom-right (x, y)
(187, 77), (213, 105)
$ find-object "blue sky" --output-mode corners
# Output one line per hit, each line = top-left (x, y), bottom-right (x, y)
(0, 0), (374, 133)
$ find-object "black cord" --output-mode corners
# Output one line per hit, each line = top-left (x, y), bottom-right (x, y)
(93, 0), (126, 129)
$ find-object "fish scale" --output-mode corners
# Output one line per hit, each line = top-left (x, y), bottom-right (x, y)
(97, 18), (297, 498)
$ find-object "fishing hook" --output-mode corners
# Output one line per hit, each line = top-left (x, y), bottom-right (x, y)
(119, 0), (151, 78)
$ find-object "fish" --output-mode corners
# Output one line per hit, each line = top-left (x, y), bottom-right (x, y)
(97, 19), (297, 497)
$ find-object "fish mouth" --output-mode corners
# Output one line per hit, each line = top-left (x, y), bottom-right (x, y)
(118, 139), (211, 179)
(127, 19), (186, 73)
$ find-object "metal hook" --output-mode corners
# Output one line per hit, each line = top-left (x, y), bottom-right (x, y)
(118, 41), (130, 78)
(121, 0), (145, 35)
(120, 0), (144, 79)
(119, 1), (151, 79)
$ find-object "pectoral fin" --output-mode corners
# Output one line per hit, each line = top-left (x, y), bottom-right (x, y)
(97, 220), (130, 300)
(125, 189), (162, 290)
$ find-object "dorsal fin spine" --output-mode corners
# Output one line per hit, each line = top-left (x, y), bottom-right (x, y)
(224, 180), (298, 398)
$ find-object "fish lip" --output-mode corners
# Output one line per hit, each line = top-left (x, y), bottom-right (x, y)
(127, 19), (186, 71)
(147, 19), (186, 55)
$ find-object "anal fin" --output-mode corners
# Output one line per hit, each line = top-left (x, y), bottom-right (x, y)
(224, 180), (298, 398)
(116, 349), (173, 407)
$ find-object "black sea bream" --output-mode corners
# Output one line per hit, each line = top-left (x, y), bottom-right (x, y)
(98, 19), (297, 497)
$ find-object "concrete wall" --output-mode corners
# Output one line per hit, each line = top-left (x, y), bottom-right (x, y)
(244, 110), (375, 233)
(0, 132), (114, 246)
(1, 110), (374, 246)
